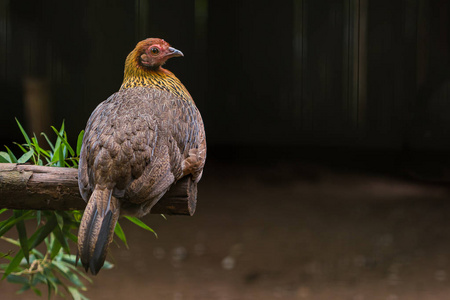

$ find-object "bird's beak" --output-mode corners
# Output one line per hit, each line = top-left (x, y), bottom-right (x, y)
(166, 47), (184, 58)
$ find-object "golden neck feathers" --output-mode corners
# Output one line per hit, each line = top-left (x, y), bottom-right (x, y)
(120, 48), (192, 102)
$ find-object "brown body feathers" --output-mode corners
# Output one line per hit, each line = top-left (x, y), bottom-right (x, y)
(77, 38), (206, 275)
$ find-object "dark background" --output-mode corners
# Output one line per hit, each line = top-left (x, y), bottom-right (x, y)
(3, 1), (450, 299)
(2, 0), (450, 175)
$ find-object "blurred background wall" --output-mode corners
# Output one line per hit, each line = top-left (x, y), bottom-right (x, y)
(1, 0), (450, 175)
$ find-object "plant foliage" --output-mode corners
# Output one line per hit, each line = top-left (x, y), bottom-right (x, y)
(0, 119), (158, 299)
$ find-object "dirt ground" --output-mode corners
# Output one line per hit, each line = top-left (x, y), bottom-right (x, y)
(2, 159), (450, 299)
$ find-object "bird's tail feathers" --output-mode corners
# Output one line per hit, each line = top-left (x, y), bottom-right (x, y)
(77, 187), (119, 275)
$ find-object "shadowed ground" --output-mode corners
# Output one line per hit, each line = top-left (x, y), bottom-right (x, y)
(2, 159), (450, 300)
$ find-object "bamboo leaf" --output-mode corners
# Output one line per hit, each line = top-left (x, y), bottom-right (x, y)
(40, 132), (55, 152)
(52, 261), (84, 288)
(4, 146), (18, 163)
(60, 260), (92, 283)
(125, 216), (158, 238)
(2, 249), (24, 279)
(31, 287), (42, 297)
(77, 130), (84, 156)
(0, 211), (34, 237)
(1, 236), (20, 246)
(36, 211), (41, 227)
(17, 150), (34, 164)
(0, 151), (11, 163)
(17, 283), (31, 294)
(32, 135), (40, 155)
(2, 216), (59, 278)
(59, 144), (64, 167)
(46, 275), (60, 299)
(51, 126), (75, 157)
(49, 237), (62, 259)
(101, 260), (114, 270)
(54, 212), (64, 230)
(52, 121), (65, 154)
(6, 274), (29, 284)
(13, 142), (28, 154)
(114, 222), (128, 249)
(28, 214), (58, 249)
(52, 223), (70, 254)
(15, 118), (32, 147)
(76, 130), (84, 157)
(64, 231), (78, 243)
(51, 144), (60, 165)
(67, 286), (83, 300)
(13, 210), (29, 264)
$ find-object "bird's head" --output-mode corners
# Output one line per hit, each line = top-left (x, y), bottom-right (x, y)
(133, 38), (184, 70)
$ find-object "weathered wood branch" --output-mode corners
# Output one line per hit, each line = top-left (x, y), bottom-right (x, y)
(0, 163), (196, 216)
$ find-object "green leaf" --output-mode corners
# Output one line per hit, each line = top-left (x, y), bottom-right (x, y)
(46, 274), (60, 299)
(114, 222), (128, 249)
(3, 215), (58, 278)
(60, 146), (65, 167)
(125, 216), (158, 238)
(0, 208), (8, 215)
(72, 210), (82, 222)
(13, 210), (29, 264)
(36, 211), (41, 226)
(101, 260), (114, 270)
(64, 231), (78, 243)
(7, 274), (29, 285)
(62, 262), (93, 284)
(76, 130), (84, 157)
(13, 142), (28, 154)
(3, 250), (25, 279)
(17, 283), (31, 294)
(28, 214), (58, 249)
(15, 118), (32, 147)
(31, 272), (47, 286)
(0, 151), (12, 163)
(60, 254), (79, 265)
(30, 248), (44, 259)
(17, 150), (34, 164)
(50, 143), (65, 167)
(52, 121), (65, 155)
(31, 286), (42, 297)
(32, 135), (40, 155)
(4, 146), (18, 163)
(51, 125), (75, 157)
(40, 132), (55, 152)
(52, 225), (70, 254)
(52, 261), (84, 287)
(0, 211), (34, 237)
(67, 285), (87, 300)
(54, 212), (64, 229)
(1, 236), (20, 246)
(49, 237), (62, 259)
(0, 251), (13, 260)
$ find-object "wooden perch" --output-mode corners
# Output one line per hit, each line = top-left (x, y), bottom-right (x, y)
(0, 163), (197, 216)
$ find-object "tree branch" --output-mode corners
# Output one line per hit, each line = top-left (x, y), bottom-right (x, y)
(0, 163), (196, 216)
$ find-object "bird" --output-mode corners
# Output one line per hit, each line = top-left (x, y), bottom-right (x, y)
(77, 38), (206, 275)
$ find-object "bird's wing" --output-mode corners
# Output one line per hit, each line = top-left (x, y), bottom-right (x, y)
(79, 88), (158, 201)
(122, 88), (207, 204)
(78, 87), (206, 214)
(169, 97), (207, 182)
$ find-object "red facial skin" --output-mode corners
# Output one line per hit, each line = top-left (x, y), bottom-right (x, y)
(138, 39), (184, 69)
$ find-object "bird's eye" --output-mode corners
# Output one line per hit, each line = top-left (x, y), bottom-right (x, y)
(150, 47), (159, 55)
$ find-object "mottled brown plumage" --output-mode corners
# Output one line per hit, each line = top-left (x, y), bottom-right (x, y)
(77, 38), (206, 275)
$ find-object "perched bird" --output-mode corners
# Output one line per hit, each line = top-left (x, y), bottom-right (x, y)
(77, 38), (206, 275)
